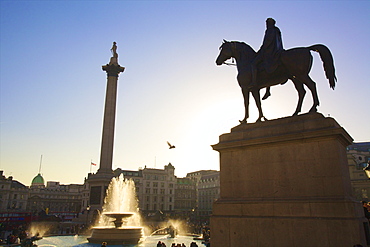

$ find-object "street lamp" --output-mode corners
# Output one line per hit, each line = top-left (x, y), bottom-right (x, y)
(85, 205), (90, 227)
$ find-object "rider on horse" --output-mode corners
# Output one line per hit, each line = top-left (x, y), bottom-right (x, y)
(251, 18), (284, 100)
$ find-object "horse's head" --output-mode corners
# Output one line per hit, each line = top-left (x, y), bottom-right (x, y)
(216, 39), (233, 65)
(216, 40), (256, 66)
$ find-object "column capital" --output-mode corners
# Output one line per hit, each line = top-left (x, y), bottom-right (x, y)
(102, 63), (125, 77)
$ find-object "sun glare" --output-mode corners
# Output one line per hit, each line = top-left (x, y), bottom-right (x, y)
(172, 99), (245, 176)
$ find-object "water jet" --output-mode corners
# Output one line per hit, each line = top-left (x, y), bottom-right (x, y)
(87, 175), (144, 245)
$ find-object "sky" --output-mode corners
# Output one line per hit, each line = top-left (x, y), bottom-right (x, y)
(1, 0), (369, 186)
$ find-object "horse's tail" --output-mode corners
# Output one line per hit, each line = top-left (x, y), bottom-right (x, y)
(308, 44), (337, 89)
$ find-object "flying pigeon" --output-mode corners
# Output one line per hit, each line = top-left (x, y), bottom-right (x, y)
(167, 141), (175, 149)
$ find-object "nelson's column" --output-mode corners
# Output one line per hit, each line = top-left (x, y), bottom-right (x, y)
(86, 42), (125, 214)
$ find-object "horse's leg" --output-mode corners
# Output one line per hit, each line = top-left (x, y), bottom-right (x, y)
(240, 88), (250, 123)
(262, 87), (271, 100)
(291, 79), (306, 115)
(251, 89), (265, 122)
(297, 75), (320, 113)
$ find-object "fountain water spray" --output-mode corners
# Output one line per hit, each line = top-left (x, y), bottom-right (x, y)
(87, 175), (144, 244)
(28, 222), (55, 237)
(97, 175), (142, 227)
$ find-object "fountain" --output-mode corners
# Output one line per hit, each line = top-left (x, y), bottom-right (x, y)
(87, 175), (144, 245)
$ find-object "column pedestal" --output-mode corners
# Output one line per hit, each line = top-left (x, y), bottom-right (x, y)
(211, 113), (368, 247)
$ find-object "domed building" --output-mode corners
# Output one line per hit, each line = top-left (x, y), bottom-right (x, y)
(27, 173), (83, 219)
(30, 173), (45, 188)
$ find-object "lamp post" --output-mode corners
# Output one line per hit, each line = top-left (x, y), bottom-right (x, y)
(85, 205), (90, 227)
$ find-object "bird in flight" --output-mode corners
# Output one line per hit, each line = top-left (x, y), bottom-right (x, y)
(167, 141), (175, 149)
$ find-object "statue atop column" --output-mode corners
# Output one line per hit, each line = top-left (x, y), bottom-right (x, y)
(111, 42), (118, 58)
(104, 42), (125, 75)
(108, 41), (122, 66)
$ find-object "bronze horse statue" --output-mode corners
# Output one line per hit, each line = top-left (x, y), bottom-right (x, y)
(216, 40), (336, 123)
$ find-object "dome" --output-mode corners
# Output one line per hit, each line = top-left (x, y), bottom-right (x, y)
(31, 173), (45, 187)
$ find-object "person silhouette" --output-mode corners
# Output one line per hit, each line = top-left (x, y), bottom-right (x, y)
(251, 18), (284, 100)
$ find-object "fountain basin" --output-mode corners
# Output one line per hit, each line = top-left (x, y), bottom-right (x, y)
(87, 226), (143, 244)
(103, 212), (134, 228)
(104, 212), (134, 218)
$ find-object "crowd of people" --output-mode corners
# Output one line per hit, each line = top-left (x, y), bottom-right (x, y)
(0, 223), (28, 245)
(156, 241), (200, 247)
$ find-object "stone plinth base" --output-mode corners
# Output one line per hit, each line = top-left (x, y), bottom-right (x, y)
(87, 172), (114, 210)
(211, 113), (368, 247)
(87, 226), (143, 245)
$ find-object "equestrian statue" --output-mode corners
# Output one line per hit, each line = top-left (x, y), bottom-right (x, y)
(216, 18), (336, 123)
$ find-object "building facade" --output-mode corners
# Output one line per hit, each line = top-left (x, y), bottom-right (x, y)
(197, 171), (220, 221)
(175, 177), (196, 218)
(0, 171), (28, 212)
(114, 163), (177, 215)
(186, 170), (220, 222)
(347, 142), (370, 201)
(27, 176), (83, 220)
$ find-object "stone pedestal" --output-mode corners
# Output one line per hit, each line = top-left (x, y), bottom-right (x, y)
(211, 113), (368, 247)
